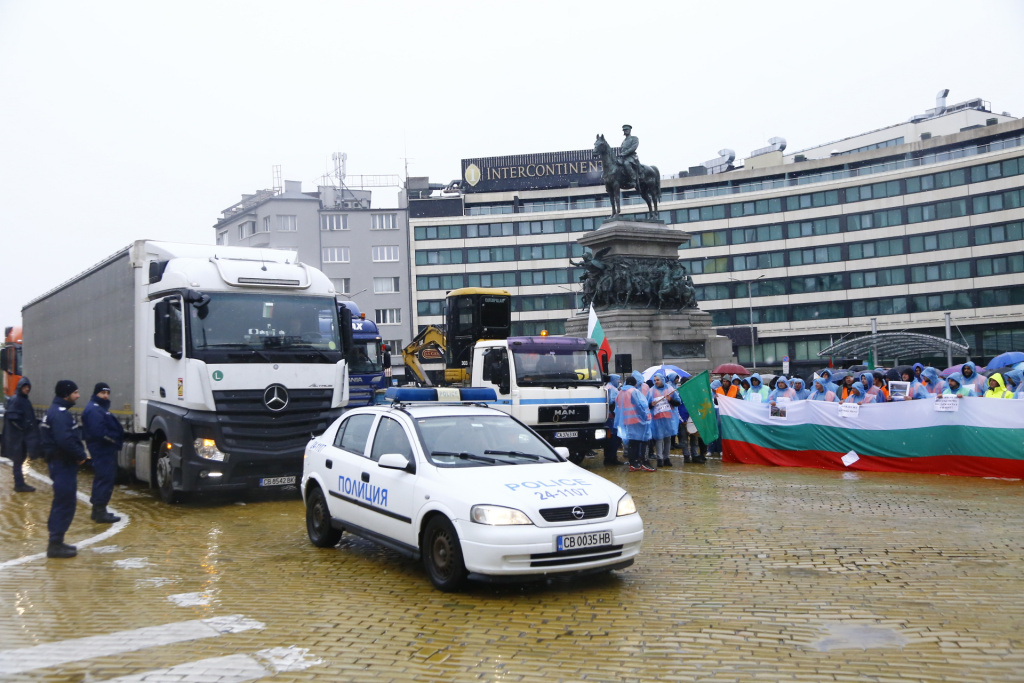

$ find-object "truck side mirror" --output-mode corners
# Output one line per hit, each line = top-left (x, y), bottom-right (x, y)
(382, 349), (392, 369)
(154, 299), (183, 359)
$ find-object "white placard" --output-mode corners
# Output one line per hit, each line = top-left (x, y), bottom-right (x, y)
(841, 451), (860, 466)
(888, 381), (910, 400)
(838, 403), (860, 418)
(776, 397), (791, 405)
(748, 393), (763, 403)
(934, 395), (960, 412)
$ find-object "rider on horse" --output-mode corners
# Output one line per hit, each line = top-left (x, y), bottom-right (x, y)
(618, 124), (641, 189)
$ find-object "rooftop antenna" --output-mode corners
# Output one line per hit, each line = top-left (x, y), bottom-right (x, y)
(272, 165), (282, 194)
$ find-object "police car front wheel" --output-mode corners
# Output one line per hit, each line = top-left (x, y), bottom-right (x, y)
(422, 516), (467, 592)
(306, 485), (342, 548)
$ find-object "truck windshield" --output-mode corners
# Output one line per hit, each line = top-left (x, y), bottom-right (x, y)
(511, 346), (603, 386)
(188, 293), (343, 364)
(349, 340), (382, 373)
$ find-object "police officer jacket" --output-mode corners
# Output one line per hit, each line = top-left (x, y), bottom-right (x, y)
(39, 396), (87, 463)
(82, 395), (124, 454)
(3, 377), (39, 458)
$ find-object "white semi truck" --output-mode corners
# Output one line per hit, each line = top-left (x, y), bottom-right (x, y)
(22, 240), (351, 502)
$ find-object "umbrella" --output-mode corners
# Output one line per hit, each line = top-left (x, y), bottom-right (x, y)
(941, 364), (964, 378)
(818, 369), (849, 384)
(713, 363), (748, 375)
(642, 364), (690, 381)
(988, 351), (1024, 369)
(889, 364), (913, 381)
(984, 364), (1016, 378)
(885, 367), (903, 382)
(847, 364), (870, 372)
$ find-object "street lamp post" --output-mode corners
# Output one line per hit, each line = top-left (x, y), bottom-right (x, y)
(729, 274), (765, 369)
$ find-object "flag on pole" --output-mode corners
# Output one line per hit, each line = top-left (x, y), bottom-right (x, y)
(587, 307), (613, 371)
(677, 370), (719, 443)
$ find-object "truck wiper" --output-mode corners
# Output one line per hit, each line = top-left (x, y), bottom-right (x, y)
(431, 450), (518, 465)
(483, 450), (547, 461)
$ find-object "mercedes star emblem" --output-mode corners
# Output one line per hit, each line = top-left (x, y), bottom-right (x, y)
(263, 384), (289, 412)
(572, 506), (585, 520)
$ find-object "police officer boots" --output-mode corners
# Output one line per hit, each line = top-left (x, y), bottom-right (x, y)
(47, 542), (77, 558)
(91, 506), (122, 524)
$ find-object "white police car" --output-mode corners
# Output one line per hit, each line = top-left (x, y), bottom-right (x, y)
(302, 387), (643, 591)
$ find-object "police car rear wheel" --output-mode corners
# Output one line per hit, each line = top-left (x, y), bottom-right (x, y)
(423, 516), (466, 592)
(306, 485), (342, 548)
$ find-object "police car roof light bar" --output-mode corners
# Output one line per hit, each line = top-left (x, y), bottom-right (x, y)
(384, 387), (498, 404)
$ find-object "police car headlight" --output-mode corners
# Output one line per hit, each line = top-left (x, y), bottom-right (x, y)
(194, 438), (226, 462)
(471, 505), (532, 525)
(616, 493), (637, 516)
(595, 428), (607, 440)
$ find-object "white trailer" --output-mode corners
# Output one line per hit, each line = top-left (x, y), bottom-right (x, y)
(23, 240), (350, 502)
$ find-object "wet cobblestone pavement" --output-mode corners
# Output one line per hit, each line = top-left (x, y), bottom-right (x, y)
(2, 453), (1023, 682)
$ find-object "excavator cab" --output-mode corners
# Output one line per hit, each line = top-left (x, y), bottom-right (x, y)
(444, 288), (511, 384)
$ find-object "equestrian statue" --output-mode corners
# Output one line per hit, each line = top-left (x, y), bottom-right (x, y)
(593, 124), (661, 220)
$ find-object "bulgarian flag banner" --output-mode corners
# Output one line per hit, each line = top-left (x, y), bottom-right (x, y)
(718, 396), (1024, 479)
(587, 307), (613, 372)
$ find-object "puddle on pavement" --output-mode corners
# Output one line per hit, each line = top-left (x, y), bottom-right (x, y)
(808, 621), (909, 651)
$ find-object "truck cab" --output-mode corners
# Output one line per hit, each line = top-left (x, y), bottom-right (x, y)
(471, 335), (608, 464)
(337, 300), (386, 405)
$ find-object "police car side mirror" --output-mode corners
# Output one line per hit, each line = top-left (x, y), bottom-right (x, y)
(378, 452), (413, 473)
(554, 446), (571, 460)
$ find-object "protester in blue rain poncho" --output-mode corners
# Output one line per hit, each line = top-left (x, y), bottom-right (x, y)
(920, 367), (947, 395)
(860, 372), (884, 403)
(808, 377), (837, 402)
(912, 363), (926, 385)
(614, 376), (654, 471)
(960, 361), (987, 394)
(602, 374), (623, 466)
(768, 376), (796, 405)
(1001, 368), (1022, 393)
(647, 372), (680, 468)
(843, 384), (878, 405)
(744, 373), (769, 402)
(790, 377), (810, 400)
(942, 373), (975, 398)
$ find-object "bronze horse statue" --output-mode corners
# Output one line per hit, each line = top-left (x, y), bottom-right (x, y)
(593, 134), (661, 219)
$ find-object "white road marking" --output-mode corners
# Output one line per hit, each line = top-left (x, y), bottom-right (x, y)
(167, 591), (214, 607)
(0, 456), (130, 569)
(99, 646), (322, 683)
(663, 468), (732, 478)
(113, 558), (153, 569)
(0, 614), (265, 676)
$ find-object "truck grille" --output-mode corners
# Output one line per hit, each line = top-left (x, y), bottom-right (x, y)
(212, 389), (339, 456)
(539, 504), (609, 522)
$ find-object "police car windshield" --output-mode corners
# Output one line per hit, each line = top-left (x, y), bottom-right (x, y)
(416, 415), (558, 467)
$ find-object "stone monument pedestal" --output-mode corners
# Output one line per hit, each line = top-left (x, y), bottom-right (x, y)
(563, 218), (736, 375)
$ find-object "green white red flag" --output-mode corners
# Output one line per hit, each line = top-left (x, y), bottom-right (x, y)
(587, 307), (613, 372)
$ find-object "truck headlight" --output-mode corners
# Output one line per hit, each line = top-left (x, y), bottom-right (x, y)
(594, 428), (607, 440)
(616, 493), (637, 516)
(471, 505), (532, 525)
(194, 438), (226, 462)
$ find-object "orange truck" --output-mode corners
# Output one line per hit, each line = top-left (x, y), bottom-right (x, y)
(1, 325), (22, 399)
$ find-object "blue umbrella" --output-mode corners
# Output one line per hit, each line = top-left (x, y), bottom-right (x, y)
(988, 351), (1024, 369)
(642, 364), (690, 381)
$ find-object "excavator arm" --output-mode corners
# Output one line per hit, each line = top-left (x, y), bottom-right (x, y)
(401, 325), (446, 387)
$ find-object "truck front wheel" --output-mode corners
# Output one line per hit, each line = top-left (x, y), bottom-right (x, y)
(154, 440), (181, 504)
(568, 449), (588, 465)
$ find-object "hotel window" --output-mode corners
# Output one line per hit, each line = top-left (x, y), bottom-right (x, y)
(975, 222), (1024, 245)
(372, 246), (400, 262)
(277, 215), (297, 231)
(373, 277), (400, 294)
(371, 213), (397, 230)
(322, 247), (350, 263)
(321, 214), (347, 231)
(375, 308), (401, 325)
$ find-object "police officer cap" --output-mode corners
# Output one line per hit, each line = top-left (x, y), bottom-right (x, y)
(93, 382), (111, 395)
(55, 379), (78, 398)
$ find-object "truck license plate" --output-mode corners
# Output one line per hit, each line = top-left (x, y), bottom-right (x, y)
(554, 431), (578, 439)
(259, 476), (296, 487)
(557, 530), (612, 552)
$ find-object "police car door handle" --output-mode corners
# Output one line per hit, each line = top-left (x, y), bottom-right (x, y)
(326, 459), (333, 469)
(361, 472), (370, 483)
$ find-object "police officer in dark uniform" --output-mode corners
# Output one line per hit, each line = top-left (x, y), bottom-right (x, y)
(39, 380), (88, 559)
(82, 382), (123, 524)
(3, 376), (40, 492)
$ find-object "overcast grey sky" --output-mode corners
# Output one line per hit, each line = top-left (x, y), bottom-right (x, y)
(2, 0), (1022, 329)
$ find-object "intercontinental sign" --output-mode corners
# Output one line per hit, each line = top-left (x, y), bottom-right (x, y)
(461, 149), (606, 194)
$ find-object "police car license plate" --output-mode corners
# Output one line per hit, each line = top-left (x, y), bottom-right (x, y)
(259, 476), (296, 487)
(554, 431), (578, 439)
(557, 530), (611, 552)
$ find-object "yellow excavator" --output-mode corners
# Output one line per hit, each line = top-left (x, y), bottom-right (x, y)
(402, 287), (512, 386)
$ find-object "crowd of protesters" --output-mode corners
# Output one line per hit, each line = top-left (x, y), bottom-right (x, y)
(710, 360), (1024, 405)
